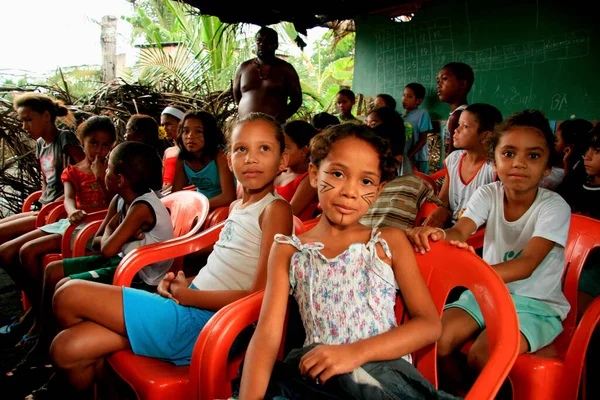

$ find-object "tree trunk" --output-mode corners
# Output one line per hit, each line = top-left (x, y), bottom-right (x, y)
(101, 15), (117, 83)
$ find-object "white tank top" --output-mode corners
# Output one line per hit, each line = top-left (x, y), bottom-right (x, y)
(191, 192), (281, 291)
(445, 150), (495, 223)
(118, 191), (175, 285)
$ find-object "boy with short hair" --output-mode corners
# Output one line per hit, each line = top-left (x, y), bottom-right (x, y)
(437, 62), (475, 166)
(402, 82), (433, 174)
(336, 89), (361, 124)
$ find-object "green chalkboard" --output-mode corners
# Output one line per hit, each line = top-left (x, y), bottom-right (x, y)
(354, 0), (600, 121)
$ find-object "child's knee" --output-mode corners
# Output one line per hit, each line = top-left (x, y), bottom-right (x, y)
(50, 329), (82, 370)
(45, 261), (64, 283)
(0, 241), (18, 265)
(437, 333), (457, 358)
(19, 241), (36, 265)
(466, 341), (489, 372)
(53, 279), (81, 317)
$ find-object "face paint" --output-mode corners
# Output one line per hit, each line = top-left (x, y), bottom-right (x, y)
(319, 180), (335, 194)
(361, 192), (376, 206)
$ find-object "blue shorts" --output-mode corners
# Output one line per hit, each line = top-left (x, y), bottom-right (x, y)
(122, 283), (257, 366)
(445, 290), (564, 352)
(122, 284), (215, 366)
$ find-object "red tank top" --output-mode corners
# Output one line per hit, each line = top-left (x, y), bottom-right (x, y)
(275, 172), (318, 221)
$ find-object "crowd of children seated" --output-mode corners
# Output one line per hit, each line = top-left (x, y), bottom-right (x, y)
(1, 56), (599, 399)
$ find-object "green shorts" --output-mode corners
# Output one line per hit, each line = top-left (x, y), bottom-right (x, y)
(445, 290), (563, 352)
(63, 254), (156, 291)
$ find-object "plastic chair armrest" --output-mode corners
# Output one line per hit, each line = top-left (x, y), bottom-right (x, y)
(466, 228), (486, 249)
(35, 200), (63, 227)
(430, 168), (446, 181)
(71, 220), (103, 258)
(46, 204), (67, 224)
(560, 296), (600, 399)
(112, 222), (224, 287)
(190, 290), (265, 400)
(414, 201), (438, 227)
(64, 210), (108, 258)
(22, 190), (42, 212)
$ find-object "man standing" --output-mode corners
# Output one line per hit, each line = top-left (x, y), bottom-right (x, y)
(233, 27), (302, 123)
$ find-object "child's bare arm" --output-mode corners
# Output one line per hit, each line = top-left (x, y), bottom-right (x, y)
(95, 195), (119, 247)
(170, 199), (293, 310)
(62, 181), (85, 223)
(492, 237), (555, 284)
(422, 169), (451, 227)
(207, 150), (237, 209)
(100, 202), (155, 257)
(171, 159), (188, 192)
(407, 217), (476, 254)
(239, 242), (296, 399)
(289, 176), (318, 218)
(299, 228), (442, 384)
(407, 130), (429, 159)
(446, 111), (462, 154)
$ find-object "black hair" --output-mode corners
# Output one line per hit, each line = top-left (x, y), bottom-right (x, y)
(177, 111), (224, 161)
(442, 62), (475, 91)
(373, 123), (405, 159)
(367, 106), (406, 154)
(558, 118), (594, 159)
(336, 89), (356, 102)
(14, 92), (75, 127)
(375, 93), (397, 110)
(586, 124), (600, 150)
(76, 116), (117, 143)
(283, 120), (318, 149)
(229, 112), (285, 154)
(487, 109), (556, 168)
(311, 112), (340, 131)
(309, 123), (398, 183)
(404, 83), (426, 100)
(464, 103), (503, 134)
(126, 114), (165, 157)
(111, 141), (163, 193)
(256, 26), (278, 44)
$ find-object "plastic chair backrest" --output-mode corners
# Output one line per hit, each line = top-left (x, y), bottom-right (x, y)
(414, 171), (439, 196)
(161, 191), (210, 240)
(202, 206), (230, 230)
(22, 190), (42, 213)
(554, 214), (600, 353)
(403, 242), (519, 399)
(34, 200), (64, 228)
(414, 201), (438, 227)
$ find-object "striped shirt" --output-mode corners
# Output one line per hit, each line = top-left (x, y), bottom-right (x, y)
(360, 174), (443, 230)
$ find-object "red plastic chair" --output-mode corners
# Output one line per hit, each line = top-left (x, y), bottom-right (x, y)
(21, 190), (42, 213)
(193, 241), (520, 400)
(107, 223), (225, 400)
(430, 167), (447, 182)
(414, 201), (439, 227)
(506, 214), (600, 400)
(201, 206), (230, 230)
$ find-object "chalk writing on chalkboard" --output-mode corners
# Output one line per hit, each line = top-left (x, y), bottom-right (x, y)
(374, 17), (590, 100)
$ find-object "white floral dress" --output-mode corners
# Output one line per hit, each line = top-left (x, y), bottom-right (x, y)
(275, 229), (400, 348)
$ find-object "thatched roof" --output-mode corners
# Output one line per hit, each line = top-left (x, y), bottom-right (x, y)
(180, 0), (423, 33)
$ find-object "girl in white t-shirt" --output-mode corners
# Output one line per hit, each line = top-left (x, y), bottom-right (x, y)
(32, 113), (293, 398)
(406, 110), (571, 388)
(423, 103), (503, 227)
